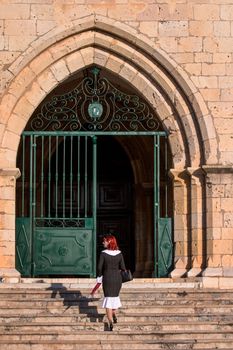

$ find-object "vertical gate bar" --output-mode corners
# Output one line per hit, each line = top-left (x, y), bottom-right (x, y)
(84, 136), (88, 218)
(157, 135), (160, 220)
(32, 135), (37, 277)
(92, 136), (97, 276)
(165, 137), (168, 218)
(22, 134), (25, 217)
(41, 136), (44, 218)
(29, 135), (33, 276)
(70, 135), (73, 218)
(154, 135), (159, 278)
(48, 136), (51, 218)
(63, 136), (66, 218)
(77, 136), (80, 218)
(157, 135), (161, 277)
(55, 136), (59, 218)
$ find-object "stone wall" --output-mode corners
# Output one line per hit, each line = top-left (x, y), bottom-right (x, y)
(0, 1), (232, 164)
(0, 0), (233, 280)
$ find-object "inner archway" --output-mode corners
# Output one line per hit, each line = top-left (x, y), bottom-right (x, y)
(15, 67), (173, 278)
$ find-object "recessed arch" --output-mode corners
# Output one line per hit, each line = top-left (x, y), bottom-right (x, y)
(0, 15), (218, 169)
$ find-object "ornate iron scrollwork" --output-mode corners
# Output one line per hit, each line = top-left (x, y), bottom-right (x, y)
(29, 67), (160, 132)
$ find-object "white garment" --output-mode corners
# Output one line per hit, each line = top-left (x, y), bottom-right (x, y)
(96, 276), (103, 283)
(102, 249), (121, 256)
(102, 296), (122, 309)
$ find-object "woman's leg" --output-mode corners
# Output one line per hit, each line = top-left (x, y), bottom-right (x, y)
(106, 308), (113, 323)
(106, 308), (114, 330)
(112, 309), (117, 323)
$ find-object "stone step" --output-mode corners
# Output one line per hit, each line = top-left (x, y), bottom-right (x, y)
(1, 339), (233, 350)
(1, 330), (233, 341)
(1, 286), (233, 295)
(1, 285), (232, 350)
(0, 280), (202, 290)
(1, 313), (233, 323)
(0, 304), (232, 315)
(0, 321), (233, 332)
(1, 298), (233, 307)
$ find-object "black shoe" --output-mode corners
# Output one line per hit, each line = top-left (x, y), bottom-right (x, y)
(113, 314), (117, 324)
(109, 322), (113, 331)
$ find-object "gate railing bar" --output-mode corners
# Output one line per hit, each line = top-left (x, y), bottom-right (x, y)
(22, 134), (25, 217)
(77, 136), (80, 218)
(63, 136), (66, 218)
(165, 136), (168, 218)
(55, 136), (59, 218)
(32, 135), (37, 277)
(85, 136), (88, 218)
(92, 136), (97, 276)
(154, 134), (160, 278)
(29, 135), (33, 276)
(23, 131), (167, 136)
(48, 136), (51, 218)
(70, 135), (73, 218)
(41, 135), (44, 218)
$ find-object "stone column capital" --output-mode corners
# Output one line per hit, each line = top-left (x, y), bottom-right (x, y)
(168, 168), (186, 181)
(186, 167), (205, 177)
(0, 168), (21, 179)
(202, 165), (233, 174)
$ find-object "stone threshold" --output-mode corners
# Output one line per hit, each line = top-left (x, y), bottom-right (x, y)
(1, 276), (233, 289)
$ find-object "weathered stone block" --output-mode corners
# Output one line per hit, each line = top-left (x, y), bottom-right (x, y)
(194, 4), (219, 21)
(0, 4), (30, 20)
(50, 59), (70, 83)
(214, 21), (231, 37)
(37, 70), (58, 93)
(189, 20), (213, 37)
(65, 51), (84, 74)
(159, 21), (188, 37)
(0, 214), (15, 230)
(139, 21), (158, 37)
(5, 19), (36, 36)
(37, 20), (56, 36)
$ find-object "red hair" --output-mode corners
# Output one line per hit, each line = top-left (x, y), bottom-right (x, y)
(104, 235), (119, 250)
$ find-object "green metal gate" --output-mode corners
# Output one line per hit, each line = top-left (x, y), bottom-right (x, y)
(16, 134), (97, 276)
(16, 67), (173, 278)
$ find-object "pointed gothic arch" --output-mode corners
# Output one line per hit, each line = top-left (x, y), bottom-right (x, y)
(0, 15), (217, 278)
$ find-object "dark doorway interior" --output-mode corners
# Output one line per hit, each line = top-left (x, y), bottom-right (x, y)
(96, 136), (134, 273)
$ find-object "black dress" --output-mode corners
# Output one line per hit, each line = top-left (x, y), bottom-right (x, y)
(97, 250), (126, 297)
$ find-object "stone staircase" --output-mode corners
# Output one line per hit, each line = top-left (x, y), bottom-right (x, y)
(0, 280), (233, 349)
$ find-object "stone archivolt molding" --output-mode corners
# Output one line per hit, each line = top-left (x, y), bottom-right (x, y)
(0, 14), (217, 170)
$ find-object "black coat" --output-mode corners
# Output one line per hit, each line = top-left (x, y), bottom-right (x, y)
(97, 251), (126, 297)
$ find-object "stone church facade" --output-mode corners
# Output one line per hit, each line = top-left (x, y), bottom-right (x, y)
(0, 0), (233, 286)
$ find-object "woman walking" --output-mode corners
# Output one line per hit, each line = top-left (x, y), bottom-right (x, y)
(96, 235), (126, 331)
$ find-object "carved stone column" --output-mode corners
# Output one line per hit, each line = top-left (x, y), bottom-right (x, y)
(169, 169), (189, 277)
(0, 168), (21, 282)
(202, 165), (233, 277)
(186, 167), (205, 277)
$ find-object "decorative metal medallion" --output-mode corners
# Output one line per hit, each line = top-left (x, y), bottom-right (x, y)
(58, 245), (69, 256)
(29, 67), (161, 132)
(88, 101), (103, 119)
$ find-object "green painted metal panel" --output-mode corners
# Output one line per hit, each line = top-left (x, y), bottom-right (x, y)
(34, 228), (93, 275)
(158, 217), (173, 278)
(16, 217), (31, 276)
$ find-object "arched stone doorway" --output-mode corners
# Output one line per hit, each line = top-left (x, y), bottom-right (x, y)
(0, 17), (217, 281)
(15, 67), (173, 278)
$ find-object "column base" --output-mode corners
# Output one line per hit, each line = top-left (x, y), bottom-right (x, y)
(0, 268), (21, 283)
(187, 268), (202, 277)
(170, 268), (187, 278)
